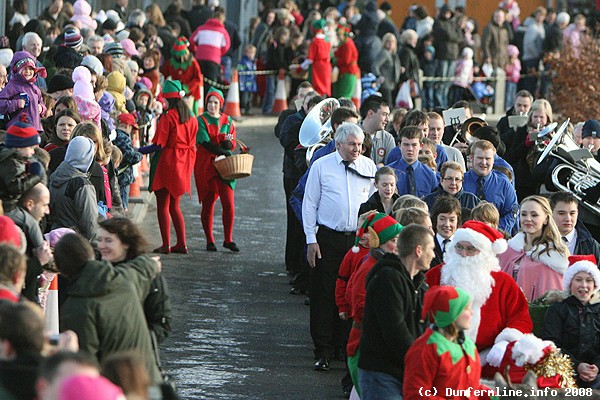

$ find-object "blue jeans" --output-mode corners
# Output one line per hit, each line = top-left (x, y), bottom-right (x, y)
(358, 368), (403, 400)
(505, 81), (517, 111)
(222, 56), (232, 83)
(120, 184), (130, 210)
(262, 75), (275, 113)
(422, 83), (435, 110)
(435, 59), (456, 109)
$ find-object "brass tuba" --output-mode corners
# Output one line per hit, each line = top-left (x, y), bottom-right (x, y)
(299, 98), (340, 166)
(539, 119), (600, 217)
(449, 117), (487, 147)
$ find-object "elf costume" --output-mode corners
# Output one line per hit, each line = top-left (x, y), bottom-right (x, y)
(345, 213), (403, 396)
(148, 80), (197, 254)
(307, 19), (332, 96)
(194, 87), (239, 252)
(161, 36), (203, 116)
(404, 286), (496, 400)
(332, 22), (360, 99)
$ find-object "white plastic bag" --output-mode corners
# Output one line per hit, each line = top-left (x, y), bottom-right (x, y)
(395, 80), (414, 109)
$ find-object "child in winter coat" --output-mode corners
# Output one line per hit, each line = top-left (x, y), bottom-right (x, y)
(0, 119), (43, 213)
(107, 71), (127, 113)
(0, 51), (47, 132)
(161, 36), (203, 116)
(449, 47), (474, 106)
(505, 45), (521, 111)
(237, 44), (258, 115)
(70, 0), (97, 31)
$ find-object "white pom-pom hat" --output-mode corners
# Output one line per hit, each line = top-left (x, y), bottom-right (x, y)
(563, 255), (600, 292)
(451, 220), (508, 255)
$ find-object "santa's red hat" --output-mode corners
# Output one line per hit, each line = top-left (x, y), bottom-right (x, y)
(452, 220), (508, 255)
(563, 255), (600, 292)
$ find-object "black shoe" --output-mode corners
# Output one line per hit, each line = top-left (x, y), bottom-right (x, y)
(342, 386), (352, 398)
(223, 241), (240, 252)
(290, 287), (307, 295)
(304, 297), (310, 306)
(314, 357), (330, 371)
(334, 348), (346, 361)
(206, 242), (217, 252)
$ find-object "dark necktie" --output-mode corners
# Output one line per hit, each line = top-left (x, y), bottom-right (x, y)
(342, 160), (374, 180)
(406, 165), (416, 195)
(442, 239), (450, 253)
(476, 176), (486, 200)
(562, 236), (568, 244)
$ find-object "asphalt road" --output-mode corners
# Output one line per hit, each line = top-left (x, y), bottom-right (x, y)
(141, 116), (346, 399)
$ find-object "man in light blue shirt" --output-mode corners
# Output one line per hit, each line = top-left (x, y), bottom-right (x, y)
(303, 123), (376, 371)
(387, 126), (438, 198)
(463, 140), (518, 232)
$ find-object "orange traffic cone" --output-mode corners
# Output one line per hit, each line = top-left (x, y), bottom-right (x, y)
(352, 75), (361, 110)
(45, 275), (59, 335)
(130, 131), (141, 198)
(272, 69), (288, 113)
(198, 71), (204, 115)
(224, 70), (241, 118)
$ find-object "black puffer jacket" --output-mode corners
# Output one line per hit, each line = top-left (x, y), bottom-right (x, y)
(432, 17), (463, 60)
(542, 295), (600, 370)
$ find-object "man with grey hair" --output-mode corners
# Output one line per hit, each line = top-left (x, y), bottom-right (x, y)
(86, 35), (104, 55)
(22, 32), (46, 90)
(303, 123), (377, 371)
(127, 9), (146, 29)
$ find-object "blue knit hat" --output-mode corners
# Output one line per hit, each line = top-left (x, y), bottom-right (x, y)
(5, 116), (40, 148)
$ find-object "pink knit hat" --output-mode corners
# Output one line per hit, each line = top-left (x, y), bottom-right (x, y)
(75, 95), (102, 128)
(72, 66), (94, 101)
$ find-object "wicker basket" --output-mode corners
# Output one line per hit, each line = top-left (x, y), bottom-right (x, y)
(214, 153), (254, 180)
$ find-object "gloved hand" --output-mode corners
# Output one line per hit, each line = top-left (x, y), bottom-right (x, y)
(220, 140), (233, 150)
(583, 181), (600, 205)
(486, 340), (509, 367)
(29, 161), (43, 177)
(300, 59), (313, 70)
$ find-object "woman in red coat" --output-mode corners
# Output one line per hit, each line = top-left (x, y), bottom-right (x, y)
(194, 87), (239, 252)
(144, 80), (197, 254)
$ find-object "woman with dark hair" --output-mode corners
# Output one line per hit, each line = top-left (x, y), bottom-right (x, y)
(98, 217), (172, 344)
(45, 108), (81, 173)
(141, 80), (197, 254)
(194, 87), (239, 252)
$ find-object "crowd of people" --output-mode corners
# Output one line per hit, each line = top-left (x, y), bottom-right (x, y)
(1, 0), (600, 399)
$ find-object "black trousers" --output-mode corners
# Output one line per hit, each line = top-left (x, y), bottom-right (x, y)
(198, 60), (221, 94)
(310, 226), (355, 359)
(283, 177), (303, 272)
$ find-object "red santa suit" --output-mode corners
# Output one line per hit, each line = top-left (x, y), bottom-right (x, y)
(425, 221), (533, 377)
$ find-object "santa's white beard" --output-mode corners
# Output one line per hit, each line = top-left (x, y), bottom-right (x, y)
(441, 247), (501, 342)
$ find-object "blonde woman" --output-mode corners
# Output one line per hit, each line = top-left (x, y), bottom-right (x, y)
(506, 98), (553, 201)
(72, 122), (123, 215)
(499, 195), (569, 301)
(372, 33), (401, 106)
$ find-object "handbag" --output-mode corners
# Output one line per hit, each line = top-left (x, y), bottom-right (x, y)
(395, 80), (414, 109)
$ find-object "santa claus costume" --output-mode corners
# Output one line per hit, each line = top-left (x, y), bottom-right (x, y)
(404, 286), (494, 400)
(425, 220), (533, 378)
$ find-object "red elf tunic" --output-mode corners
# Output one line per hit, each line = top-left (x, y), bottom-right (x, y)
(308, 33), (332, 96)
(403, 328), (494, 400)
(161, 57), (203, 101)
(335, 245), (369, 317)
(149, 108), (197, 197)
(194, 113), (237, 199)
(333, 37), (360, 98)
(346, 253), (378, 357)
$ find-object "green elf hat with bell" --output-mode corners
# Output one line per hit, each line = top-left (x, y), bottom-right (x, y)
(311, 19), (326, 32)
(162, 80), (186, 99)
(421, 286), (471, 328)
(172, 36), (190, 57)
(352, 212), (403, 253)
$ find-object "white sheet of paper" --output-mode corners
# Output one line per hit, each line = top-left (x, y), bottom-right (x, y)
(443, 108), (467, 127)
(508, 115), (528, 128)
